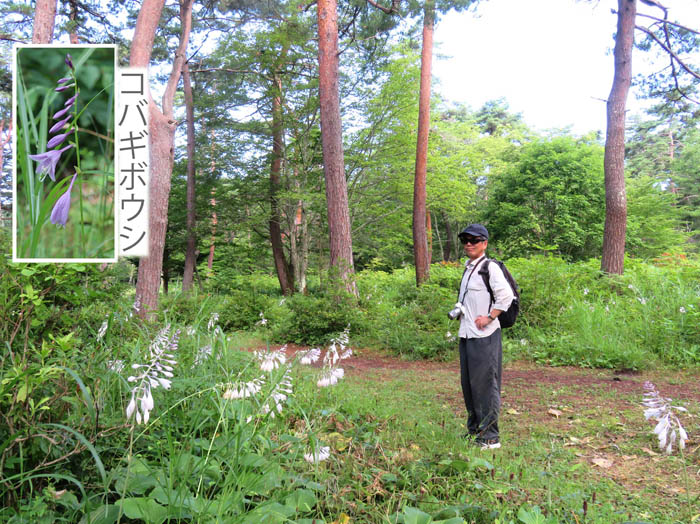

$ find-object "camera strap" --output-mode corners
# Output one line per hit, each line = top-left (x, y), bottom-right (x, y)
(457, 255), (486, 305)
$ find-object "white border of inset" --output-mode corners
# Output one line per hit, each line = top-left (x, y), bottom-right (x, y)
(12, 43), (118, 264)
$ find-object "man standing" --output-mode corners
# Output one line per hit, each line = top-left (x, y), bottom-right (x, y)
(455, 224), (514, 449)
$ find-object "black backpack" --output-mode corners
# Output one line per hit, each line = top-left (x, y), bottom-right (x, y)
(478, 259), (520, 329)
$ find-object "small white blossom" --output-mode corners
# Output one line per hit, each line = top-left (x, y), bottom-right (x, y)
(186, 326), (196, 336)
(97, 319), (108, 340)
(583, 288), (589, 295)
(193, 345), (212, 367)
(107, 359), (125, 373)
(257, 312), (268, 326)
(638, 297), (647, 305)
(317, 367), (344, 387)
(261, 368), (293, 417)
(642, 382), (689, 454)
(679, 307), (686, 314)
(207, 312), (219, 332)
(446, 331), (456, 342)
(628, 284), (634, 290)
(125, 325), (179, 425)
(304, 446), (330, 463)
(222, 376), (265, 399)
(255, 345), (287, 372)
(520, 339), (528, 346)
(299, 348), (321, 365)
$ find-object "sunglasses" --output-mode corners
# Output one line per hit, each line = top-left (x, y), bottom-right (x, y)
(461, 237), (486, 245)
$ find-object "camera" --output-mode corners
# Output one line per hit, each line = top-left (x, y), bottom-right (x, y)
(447, 303), (465, 320)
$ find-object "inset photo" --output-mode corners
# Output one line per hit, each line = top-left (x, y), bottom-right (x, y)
(14, 45), (116, 262)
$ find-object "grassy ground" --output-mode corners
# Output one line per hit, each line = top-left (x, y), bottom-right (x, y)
(296, 346), (700, 523)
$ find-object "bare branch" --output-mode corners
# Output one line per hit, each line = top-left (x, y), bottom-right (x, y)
(635, 25), (700, 81)
(365, 0), (400, 14)
(636, 12), (700, 36)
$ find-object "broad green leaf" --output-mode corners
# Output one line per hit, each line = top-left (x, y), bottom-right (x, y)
(118, 497), (168, 524)
(284, 489), (317, 512)
(402, 506), (433, 524)
(79, 504), (120, 524)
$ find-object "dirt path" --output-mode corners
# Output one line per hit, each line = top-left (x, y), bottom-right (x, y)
(273, 343), (700, 404)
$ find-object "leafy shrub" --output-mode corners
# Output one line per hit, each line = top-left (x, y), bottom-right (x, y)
(273, 293), (361, 346)
(218, 289), (279, 331)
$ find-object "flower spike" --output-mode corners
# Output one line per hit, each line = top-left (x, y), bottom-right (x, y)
(28, 144), (74, 181)
(49, 116), (71, 134)
(53, 104), (73, 120)
(50, 173), (78, 227)
(65, 54), (74, 69)
(46, 131), (71, 149)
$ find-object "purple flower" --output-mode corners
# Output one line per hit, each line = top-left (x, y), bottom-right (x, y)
(57, 77), (71, 84)
(46, 131), (71, 149)
(65, 54), (74, 69)
(55, 84), (74, 92)
(53, 104), (73, 120)
(50, 173), (78, 227)
(49, 116), (71, 134)
(28, 144), (74, 181)
(64, 95), (77, 107)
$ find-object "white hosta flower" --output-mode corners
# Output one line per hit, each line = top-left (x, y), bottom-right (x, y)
(125, 325), (179, 425)
(642, 382), (689, 454)
(317, 367), (344, 387)
(304, 446), (330, 463)
(299, 348), (321, 365)
(186, 326), (196, 336)
(97, 320), (108, 340)
(257, 312), (268, 326)
(256, 345), (287, 372)
(194, 345), (212, 367)
(520, 339), (528, 346)
(638, 297), (647, 305)
(679, 307), (686, 314)
(446, 331), (456, 342)
(207, 312), (219, 332)
(222, 377), (265, 399)
(583, 288), (589, 295)
(107, 360), (125, 373)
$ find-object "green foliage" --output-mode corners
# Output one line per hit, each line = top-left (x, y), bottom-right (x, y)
(273, 292), (360, 346)
(484, 136), (606, 260)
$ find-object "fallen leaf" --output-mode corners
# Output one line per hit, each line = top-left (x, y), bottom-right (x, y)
(568, 418), (582, 425)
(548, 408), (563, 418)
(591, 458), (613, 468)
(642, 447), (658, 456)
(506, 408), (520, 415)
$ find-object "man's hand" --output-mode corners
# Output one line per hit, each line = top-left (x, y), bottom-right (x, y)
(475, 315), (492, 330)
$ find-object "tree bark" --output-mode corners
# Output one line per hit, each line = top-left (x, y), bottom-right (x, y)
(32, 0), (57, 43)
(413, 1), (434, 286)
(601, 0), (636, 275)
(442, 212), (453, 262)
(207, 130), (217, 271)
(317, 0), (357, 296)
(182, 61), (197, 292)
(132, 0), (194, 319)
(269, 72), (295, 295)
(69, 0), (79, 43)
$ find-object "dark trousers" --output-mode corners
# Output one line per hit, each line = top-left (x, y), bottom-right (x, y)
(459, 329), (502, 441)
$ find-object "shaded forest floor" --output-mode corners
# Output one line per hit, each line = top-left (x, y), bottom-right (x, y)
(256, 342), (700, 521)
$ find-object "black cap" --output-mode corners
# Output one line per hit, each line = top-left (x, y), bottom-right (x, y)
(458, 223), (489, 241)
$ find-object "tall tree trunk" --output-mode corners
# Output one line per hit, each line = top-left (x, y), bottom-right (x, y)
(601, 0), (636, 275)
(32, 0), (57, 43)
(317, 0), (357, 296)
(208, 191), (217, 270)
(132, 0), (194, 319)
(269, 73), (295, 295)
(207, 130), (217, 271)
(442, 212), (453, 262)
(413, 1), (434, 286)
(182, 62), (197, 292)
(69, 0), (79, 43)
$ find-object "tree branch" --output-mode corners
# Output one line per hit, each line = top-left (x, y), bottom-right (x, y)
(635, 12), (700, 35)
(365, 0), (400, 14)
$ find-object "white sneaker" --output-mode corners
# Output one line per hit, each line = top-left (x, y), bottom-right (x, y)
(479, 439), (501, 450)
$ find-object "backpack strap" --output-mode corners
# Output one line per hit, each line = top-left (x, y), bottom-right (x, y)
(478, 259), (496, 307)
